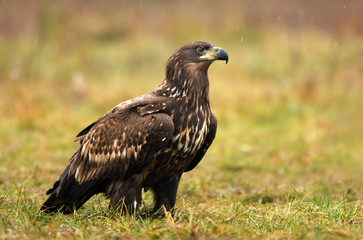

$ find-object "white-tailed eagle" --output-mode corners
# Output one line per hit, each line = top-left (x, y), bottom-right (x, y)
(41, 41), (228, 214)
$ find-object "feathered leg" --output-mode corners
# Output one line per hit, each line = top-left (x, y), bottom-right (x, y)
(152, 174), (181, 212)
(109, 177), (142, 214)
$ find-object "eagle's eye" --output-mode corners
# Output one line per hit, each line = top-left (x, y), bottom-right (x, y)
(196, 47), (205, 54)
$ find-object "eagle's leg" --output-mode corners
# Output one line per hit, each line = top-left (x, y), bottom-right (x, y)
(152, 174), (181, 213)
(109, 177), (142, 214)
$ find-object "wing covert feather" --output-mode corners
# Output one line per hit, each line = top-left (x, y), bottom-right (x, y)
(69, 110), (174, 183)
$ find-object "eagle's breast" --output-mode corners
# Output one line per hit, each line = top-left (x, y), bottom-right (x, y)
(165, 95), (211, 172)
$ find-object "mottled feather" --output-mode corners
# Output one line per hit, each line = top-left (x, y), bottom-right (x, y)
(70, 107), (174, 183)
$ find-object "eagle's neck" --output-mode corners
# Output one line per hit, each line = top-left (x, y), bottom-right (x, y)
(159, 63), (211, 105)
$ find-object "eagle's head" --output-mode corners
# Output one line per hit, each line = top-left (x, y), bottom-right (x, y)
(166, 41), (229, 79)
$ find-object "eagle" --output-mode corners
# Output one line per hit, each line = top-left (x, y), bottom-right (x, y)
(41, 41), (228, 214)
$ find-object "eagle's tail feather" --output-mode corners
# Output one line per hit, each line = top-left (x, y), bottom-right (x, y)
(40, 176), (106, 214)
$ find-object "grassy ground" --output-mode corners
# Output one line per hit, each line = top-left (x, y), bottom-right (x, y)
(1, 1), (362, 239)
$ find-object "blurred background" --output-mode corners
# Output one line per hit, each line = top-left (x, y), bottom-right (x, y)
(0, 0), (362, 200)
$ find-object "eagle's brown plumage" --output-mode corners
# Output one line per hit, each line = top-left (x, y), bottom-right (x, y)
(41, 41), (228, 214)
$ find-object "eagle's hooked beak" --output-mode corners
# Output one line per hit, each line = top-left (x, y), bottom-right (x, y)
(200, 46), (229, 64)
(213, 47), (229, 64)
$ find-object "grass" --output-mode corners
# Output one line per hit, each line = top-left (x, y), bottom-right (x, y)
(1, 1), (363, 239)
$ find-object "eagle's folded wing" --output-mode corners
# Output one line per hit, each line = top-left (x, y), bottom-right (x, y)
(68, 108), (174, 183)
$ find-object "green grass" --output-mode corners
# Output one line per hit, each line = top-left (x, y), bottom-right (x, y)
(1, 2), (363, 239)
